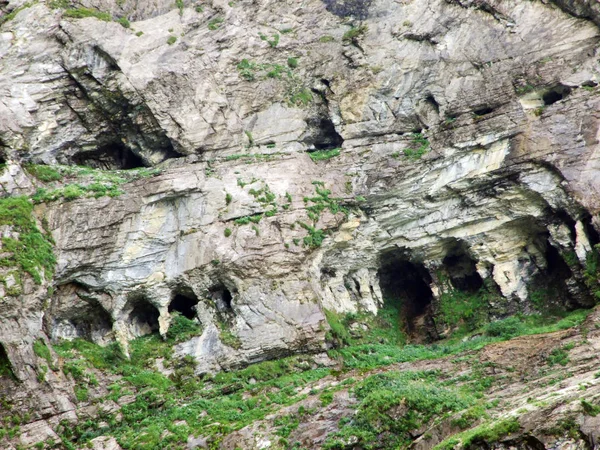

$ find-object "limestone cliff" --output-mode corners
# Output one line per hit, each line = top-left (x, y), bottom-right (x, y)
(2, 0), (600, 448)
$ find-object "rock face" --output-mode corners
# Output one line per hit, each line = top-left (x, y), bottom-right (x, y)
(2, 0), (600, 447)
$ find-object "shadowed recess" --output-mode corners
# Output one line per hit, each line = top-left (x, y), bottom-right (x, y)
(378, 250), (434, 333)
(169, 291), (200, 320)
(72, 143), (146, 170)
(127, 298), (160, 337)
(442, 240), (483, 293)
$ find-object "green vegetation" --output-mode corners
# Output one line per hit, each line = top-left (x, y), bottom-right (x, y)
(24, 164), (62, 182)
(332, 308), (590, 371)
(287, 57), (298, 68)
(33, 339), (53, 367)
(224, 228), (232, 237)
(225, 192), (232, 205)
(175, 0), (184, 15)
(208, 16), (224, 30)
(581, 399), (600, 416)
(136, 31), (144, 37)
(439, 287), (490, 333)
(0, 196), (55, 284)
(116, 17), (130, 28)
(324, 370), (476, 449)
(29, 165), (161, 204)
(319, 35), (335, 43)
(403, 133), (430, 159)
(259, 32), (280, 48)
(64, 7), (112, 21)
(51, 332), (330, 450)
(288, 87), (312, 107)
(342, 24), (368, 44)
(547, 344), (574, 367)
(234, 214), (263, 225)
(0, 1), (36, 27)
(308, 148), (341, 162)
(434, 417), (520, 450)
(167, 35), (177, 45)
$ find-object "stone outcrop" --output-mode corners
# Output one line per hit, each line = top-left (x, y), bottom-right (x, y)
(2, 0), (600, 447)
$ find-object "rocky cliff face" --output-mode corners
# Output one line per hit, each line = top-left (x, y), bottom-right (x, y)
(2, 0), (600, 448)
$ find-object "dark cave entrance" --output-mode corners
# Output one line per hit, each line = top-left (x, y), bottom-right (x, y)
(169, 290), (200, 320)
(0, 343), (15, 379)
(210, 285), (233, 313)
(127, 298), (160, 337)
(378, 251), (435, 337)
(441, 241), (483, 293)
(305, 116), (344, 151)
(542, 85), (571, 106)
(583, 214), (600, 247)
(73, 143), (146, 170)
(71, 301), (114, 342)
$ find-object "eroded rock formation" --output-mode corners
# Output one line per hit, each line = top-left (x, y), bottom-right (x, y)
(2, 0), (600, 448)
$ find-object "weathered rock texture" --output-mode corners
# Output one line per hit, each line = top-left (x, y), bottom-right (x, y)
(2, 0), (600, 447)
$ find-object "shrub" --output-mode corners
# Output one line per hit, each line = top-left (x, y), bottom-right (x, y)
(208, 17), (224, 30)
(167, 35), (177, 45)
(63, 7), (112, 21)
(0, 196), (56, 284)
(224, 228), (232, 237)
(24, 164), (62, 182)
(287, 57), (298, 68)
(308, 148), (340, 161)
(484, 317), (525, 339)
(342, 24), (368, 43)
(117, 17), (130, 28)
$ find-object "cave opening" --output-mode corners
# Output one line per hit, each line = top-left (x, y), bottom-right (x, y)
(441, 241), (483, 293)
(169, 291), (200, 320)
(529, 238), (578, 311)
(72, 143), (146, 170)
(127, 298), (160, 337)
(378, 251), (434, 336)
(424, 95), (440, 114)
(545, 242), (573, 286)
(69, 301), (113, 342)
(542, 85), (571, 106)
(473, 106), (494, 116)
(306, 116), (344, 151)
(583, 214), (600, 247)
(210, 285), (234, 313)
(0, 343), (14, 379)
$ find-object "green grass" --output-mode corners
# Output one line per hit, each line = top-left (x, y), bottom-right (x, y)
(0, 196), (56, 284)
(324, 370), (476, 449)
(0, 1), (35, 27)
(403, 133), (430, 159)
(33, 339), (53, 367)
(116, 17), (130, 28)
(434, 417), (520, 449)
(308, 148), (341, 161)
(342, 25), (368, 43)
(208, 17), (224, 30)
(29, 165), (161, 203)
(63, 7), (112, 21)
(332, 309), (590, 371)
(51, 332), (331, 449)
(24, 164), (62, 182)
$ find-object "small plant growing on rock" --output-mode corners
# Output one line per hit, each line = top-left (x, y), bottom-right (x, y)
(117, 17), (130, 28)
(342, 24), (368, 45)
(167, 35), (177, 45)
(208, 17), (224, 30)
(224, 228), (232, 237)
